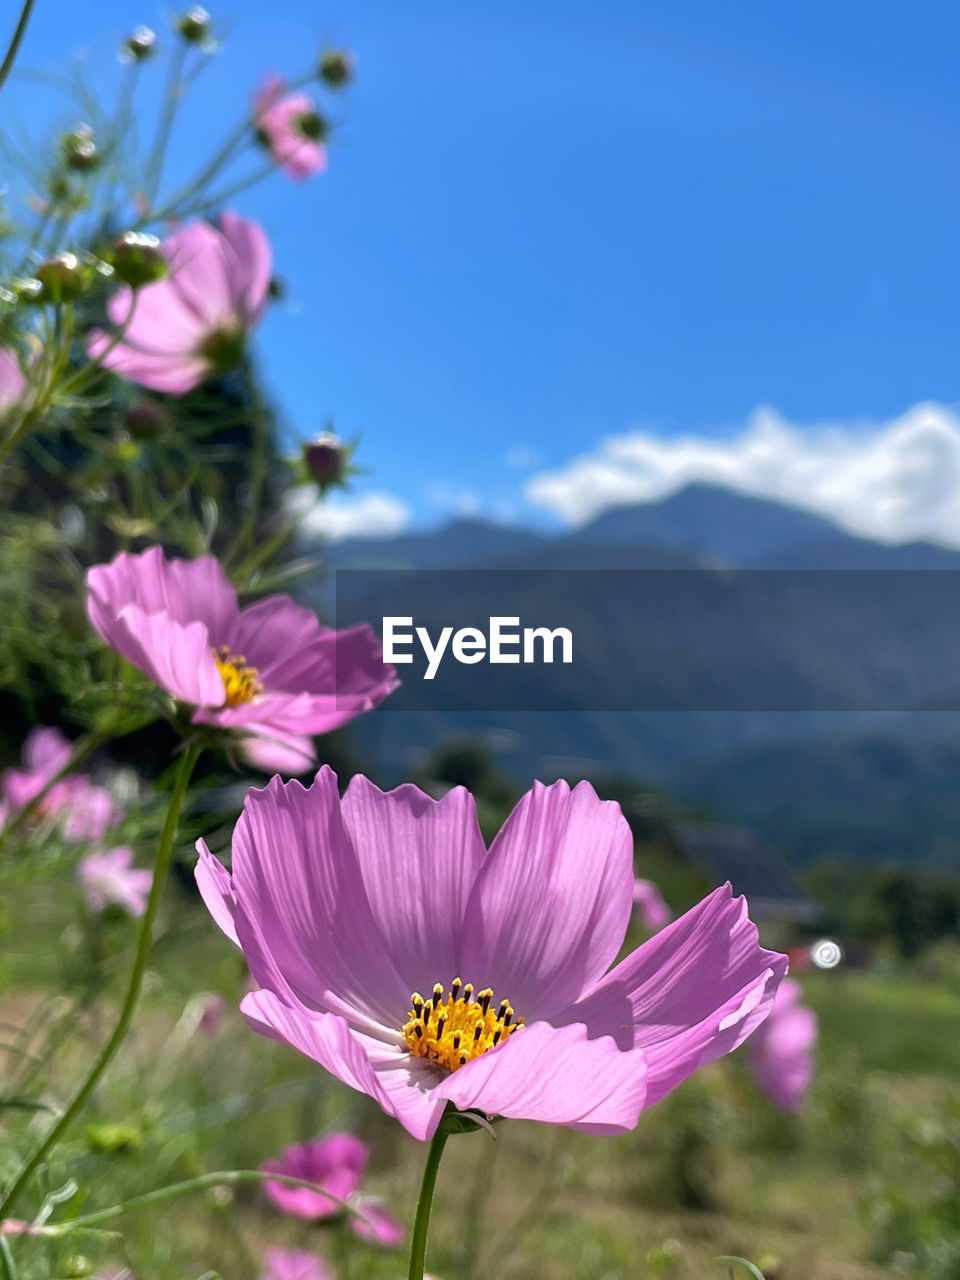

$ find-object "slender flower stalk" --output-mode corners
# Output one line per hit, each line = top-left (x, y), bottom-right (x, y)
(407, 1126), (450, 1280)
(0, 0), (36, 96)
(0, 743), (202, 1219)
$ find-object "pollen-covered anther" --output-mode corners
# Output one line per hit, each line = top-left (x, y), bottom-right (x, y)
(211, 644), (263, 707)
(402, 977), (523, 1073)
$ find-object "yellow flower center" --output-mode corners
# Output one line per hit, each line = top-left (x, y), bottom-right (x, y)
(402, 978), (523, 1073)
(212, 645), (262, 707)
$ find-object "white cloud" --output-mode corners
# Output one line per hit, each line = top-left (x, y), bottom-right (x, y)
(525, 401), (960, 547)
(292, 488), (411, 542)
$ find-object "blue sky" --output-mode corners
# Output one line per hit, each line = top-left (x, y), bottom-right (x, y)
(10, 0), (960, 541)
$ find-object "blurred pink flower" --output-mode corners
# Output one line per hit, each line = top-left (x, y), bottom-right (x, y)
(240, 729), (317, 776)
(254, 76), (327, 180)
(350, 1196), (404, 1248)
(748, 977), (817, 1111)
(86, 547), (397, 768)
(197, 769), (788, 1141)
(77, 847), (151, 917)
(632, 878), (672, 932)
(1, 726), (119, 843)
(261, 1247), (331, 1280)
(87, 213), (271, 394)
(262, 1134), (367, 1220)
(0, 348), (26, 416)
(198, 991), (228, 1035)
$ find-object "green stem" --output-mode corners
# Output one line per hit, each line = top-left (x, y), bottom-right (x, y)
(0, 743), (202, 1219)
(0, 0), (36, 96)
(144, 41), (188, 207)
(408, 1126), (450, 1280)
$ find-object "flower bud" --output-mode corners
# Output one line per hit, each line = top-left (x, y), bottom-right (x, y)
(123, 25), (157, 61)
(304, 432), (348, 490)
(124, 400), (169, 439)
(62, 1258), (94, 1278)
(34, 253), (96, 303)
(62, 125), (99, 172)
(319, 49), (354, 88)
(176, 5), (211, 42)
(110, 231), (167, 288)
(296, 110), (329, 143)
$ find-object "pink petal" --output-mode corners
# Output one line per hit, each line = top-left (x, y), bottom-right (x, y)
(87, 548), (239, 639)
(262, 1134), (367, 1219)
(88, 331), (209, 394)
(195, 840), (240, 945)
(227, 770), (407, 1027)
(460, 781), (633, 1021)
(22, 726), (73, 775)
(433, 1020), (647, 1133)
(341, 776), (487, 995)
(113, 604), (224, 706)
(164, 221), (233, 324)
(241, 988), (445, 1141)
(219, 211), (272, 323)
(106, 278), (208, 353)
(240, 730), (316, 774)
(349, 1198), (404, 1248)
(561, 884), (789, 1107)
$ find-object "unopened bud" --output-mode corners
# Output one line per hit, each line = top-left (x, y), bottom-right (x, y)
(123, 25), (157, 61)
(297, 110), (329, 143)
(62, 125), (99, 172)
(111, 231), (166, 288)
(304, 432), (347, 490)
(124, 401), (168, 439)
(176, 5), (211, 42)
(319, 49), (354, 88)
(63, 1258), (94, 1278)
(34, 253), (96, 303)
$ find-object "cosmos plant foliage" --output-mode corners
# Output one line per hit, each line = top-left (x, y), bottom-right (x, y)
(0, 7), (796, 1280)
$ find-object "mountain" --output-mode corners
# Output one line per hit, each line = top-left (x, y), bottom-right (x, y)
(327, 518), (548, 570)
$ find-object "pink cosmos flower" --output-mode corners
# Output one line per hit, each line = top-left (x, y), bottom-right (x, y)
(77, 846), (152, 917)
(87, 213), (271, 395)
(262, 1134), (367, 1220)
(254, 76), (328, 180)
(0, 348), (26, 416)
(1, 726), (119, 843)
(261, 1248), (331, 1280)
(196, 769), (788, 1142)
(85, 547), (398, 769)
(632, 878), (672, 932)
(350, 1197), (404, 1248)
(747, 977), (817, 1111)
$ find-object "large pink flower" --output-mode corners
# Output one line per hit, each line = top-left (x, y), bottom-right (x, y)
(77, 847), (152, 917)
(747, 977), (817, 1111)
(87, 213), (271, 395)
(1, 726), (119, 844)
(262, 1134), (367, 1220)
(254, 76), (328, 180)
(0, 348), (26, 417)
(85, 548), (397, 767)
(196, 769), (788, 1142)
(261, 1248), (331, 1280)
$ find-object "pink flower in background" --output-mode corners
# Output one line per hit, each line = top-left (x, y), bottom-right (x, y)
(350, 1197), (404, 1248)
(86, 547), (397, 769)
(261, 1248), (331, 1280)
(262, 1134), (367, 1220)
(254, 76), (328, 179)
(748, 977), (817, 1111)
(0, 348), (26, 416)
(77, 847), (151, 917)
(1, 726), (120, 843)
(196, 769), (787, 1141)
(240, 729), (317, 776)
(87, 213), (271, 394)
(198, 991), (228, 1035)
(632, 878), (672, 932)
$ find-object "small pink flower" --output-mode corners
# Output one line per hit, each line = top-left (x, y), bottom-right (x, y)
(254, 76), (328, 180)
(198, 991), (228, 1035)
(261, 1247), (331, 1280)
(350, 1196), (404, 1248)
(0, 348), (27, 416)
(197, 769), (788, 1141)
(77, 847), (152, 917)
(87, 213), (271, 395)
(748, 977), (817, 1111)
(632, 878), (672, 932)
(1, 727), (119, 843)
(262, 1134), (367, 1220)
(85, 547), (397, 768)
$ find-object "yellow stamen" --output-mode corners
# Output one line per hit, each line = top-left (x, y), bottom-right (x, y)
(211, 645), (262, 707)
(402, 976), (523, 1073)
